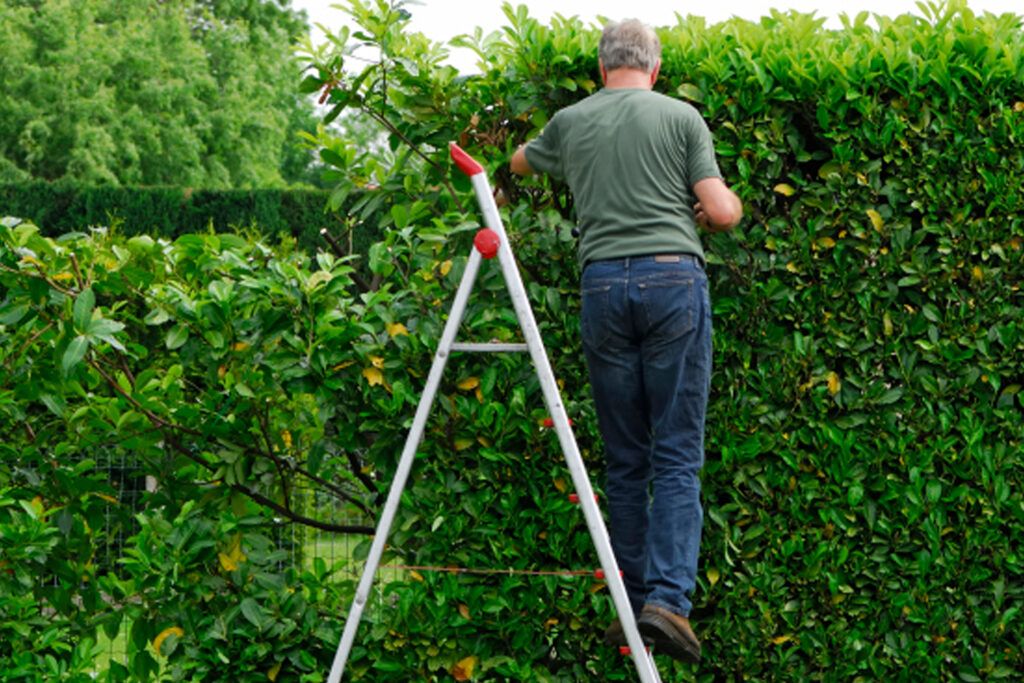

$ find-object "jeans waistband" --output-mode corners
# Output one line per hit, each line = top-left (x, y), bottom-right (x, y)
(589, 253), (704, 269)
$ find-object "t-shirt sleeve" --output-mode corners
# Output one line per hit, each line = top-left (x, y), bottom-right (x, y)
(523, 115), (565, 180)
(685, 112), (723, 185)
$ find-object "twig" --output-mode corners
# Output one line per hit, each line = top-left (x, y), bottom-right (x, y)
(320, 229), (374, 293)
(360, 106), (465, 212)
(69, 252), (86, 289)
(258, 404), (292, 505)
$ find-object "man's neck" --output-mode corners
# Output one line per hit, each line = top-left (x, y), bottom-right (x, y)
(603, 67), (654, 90)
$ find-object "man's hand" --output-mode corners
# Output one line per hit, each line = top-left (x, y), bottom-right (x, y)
(693, 178), (743, 232)
(694, 202), (732, 233)
(510, 145), (533, 176)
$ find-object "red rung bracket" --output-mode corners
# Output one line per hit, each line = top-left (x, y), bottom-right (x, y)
(450, 142), (484, 176)
(542, 417), (574, 428)
(568, 493), (598, 504)
(474, 228), (500, 259)
(619, 646), (631, 656)
(592, 568), (623, 580)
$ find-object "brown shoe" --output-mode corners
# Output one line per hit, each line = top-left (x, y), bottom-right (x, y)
(603, 618), (654, 648)
(637, 604), (701, 663)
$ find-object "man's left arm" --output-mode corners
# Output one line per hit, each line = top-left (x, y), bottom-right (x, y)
(510, 145), (533, 176)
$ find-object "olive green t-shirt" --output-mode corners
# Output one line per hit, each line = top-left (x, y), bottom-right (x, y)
(524, 88), (722, 266)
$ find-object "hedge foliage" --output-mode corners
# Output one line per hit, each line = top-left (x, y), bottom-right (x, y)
(2, 1), (1023, 681)
(0, 181), (355, 251)
(300, 1), (1024, 679)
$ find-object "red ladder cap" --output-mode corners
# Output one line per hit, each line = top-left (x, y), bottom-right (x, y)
(450, 142), (484, 176)
(474, 228), (500, 259)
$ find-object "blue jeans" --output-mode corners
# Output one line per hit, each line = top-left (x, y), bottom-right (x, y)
(580, 254), (712, 618)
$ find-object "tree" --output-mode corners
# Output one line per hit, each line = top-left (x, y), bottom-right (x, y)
(0, 0), (318, 188)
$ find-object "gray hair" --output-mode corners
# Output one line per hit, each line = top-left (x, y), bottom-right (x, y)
(599, 19), (661, 73)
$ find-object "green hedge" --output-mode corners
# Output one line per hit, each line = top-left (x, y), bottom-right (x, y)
(0, 181), (348, 251)
(300, 3), (1024, 680)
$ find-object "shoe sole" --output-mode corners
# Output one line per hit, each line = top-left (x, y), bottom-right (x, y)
(637, 614), (701, 663)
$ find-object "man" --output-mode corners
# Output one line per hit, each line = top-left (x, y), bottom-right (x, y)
(510, 19), (742, 664)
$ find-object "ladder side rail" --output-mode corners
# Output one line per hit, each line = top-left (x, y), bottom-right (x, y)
(327, 249), (485, 683)
(467, 170), (662, 683)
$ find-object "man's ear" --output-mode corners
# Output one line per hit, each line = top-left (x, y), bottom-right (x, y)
(649, 59), (661, 86)
(599, 58), (608, 85)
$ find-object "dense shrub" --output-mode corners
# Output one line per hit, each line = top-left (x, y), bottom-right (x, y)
(2, 0), (1023, 680)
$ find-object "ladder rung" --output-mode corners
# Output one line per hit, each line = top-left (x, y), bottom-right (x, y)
(449, 342), (529, 353)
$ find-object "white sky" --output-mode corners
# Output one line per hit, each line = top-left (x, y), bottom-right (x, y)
(292, 0), (1022, 71)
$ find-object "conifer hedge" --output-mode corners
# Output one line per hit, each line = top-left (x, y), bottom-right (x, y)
(0, 182), (339, 249)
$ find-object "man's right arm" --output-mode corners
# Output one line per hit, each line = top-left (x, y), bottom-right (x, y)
(693, 177), (743, 232)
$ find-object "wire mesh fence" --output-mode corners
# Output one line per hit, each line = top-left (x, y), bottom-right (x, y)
(90, 452), (395, 675)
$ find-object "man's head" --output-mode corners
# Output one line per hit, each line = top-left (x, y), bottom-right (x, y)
(599, 19), (661, 75)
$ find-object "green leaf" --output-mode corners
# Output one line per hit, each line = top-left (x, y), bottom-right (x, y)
(144, 308), (171, 325)
(166, 324), (189, 350)
(0, 303), (29, 325)
(239, 598), (266, 630)
(63, 335), (90, 373)
(73, 287), (95, 332)
(298, 74), (323, 94)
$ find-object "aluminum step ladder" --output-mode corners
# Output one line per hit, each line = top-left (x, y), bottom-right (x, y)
(327, 143), (663, 683)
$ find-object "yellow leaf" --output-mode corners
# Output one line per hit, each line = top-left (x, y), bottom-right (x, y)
(452, 655), (477, 681)
(218, 535), (246, 572)
(866, 209), (884, 232)
(1010, 237), (1022, 251)
(370, 355), (384, 369)
(475, 387), (483, 403)
(773, 183), (796, 197)
(93, 492), (120, 504)
(772, 634), (793, 645)
(440, 259), (453, 276)
(544, 617), (559, 630)
(707, 568), (720, 586)
(827, 372), (841, 396)
(454, 438), (473, 451)
(268, 661), (282, 682)
(232, 342), (249, 352)
(457, 377), (479, 391)
(332, 360), (356, 372)
(785, 262), (799, 273)
(153, 626), (184, 654)
(458, 603), (471, 620)
(52, 272), (75, 281)
(815, 237), (836, 249)
(410, 570), (424, 582)
(1015, 101), (1024, 112)
(387, 322), (409, 338)
(218, 365), (227, 379)
(971, 266), (984, 281)
(553, 477), (567, 493)
(883, 312), (894, 337)
(281, 430), (292, 450)
(362, 367), (384, 386)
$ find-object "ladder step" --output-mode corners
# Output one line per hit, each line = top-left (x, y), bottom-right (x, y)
(450, 342), (529, 353)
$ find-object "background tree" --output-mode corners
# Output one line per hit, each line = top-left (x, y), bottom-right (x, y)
(0, 0), (319, 188)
